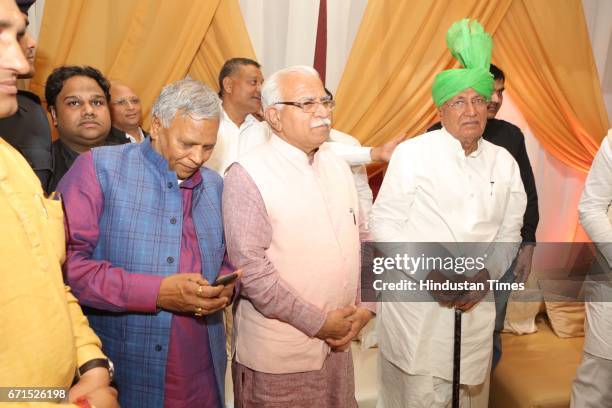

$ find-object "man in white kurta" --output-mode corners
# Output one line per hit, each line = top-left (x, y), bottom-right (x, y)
(223, 66), (375, 407)
(571, 129), (612, 408)
(370, 19), (526, 408)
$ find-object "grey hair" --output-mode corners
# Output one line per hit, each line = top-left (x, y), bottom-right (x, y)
(261, 65), (320, 110)
(152, 78), (221, 128)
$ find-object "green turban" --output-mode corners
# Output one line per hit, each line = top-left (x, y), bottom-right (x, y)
(432, 19), (494, 107)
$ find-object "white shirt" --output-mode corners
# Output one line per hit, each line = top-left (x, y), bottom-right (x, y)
(125, 127), (145, 144)
(578, 130), (612, 359)
(236, 121), (374, 224)
(579, 132), (612, 265)
(205, 109), (259, 176)
(322, 129), (374, 224)
(370, 128), (526, 385)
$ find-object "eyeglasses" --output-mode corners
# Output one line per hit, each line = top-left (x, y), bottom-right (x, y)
(111, 97), (141, 107)
(447, 96), (487, 111)
(274, 97), (335, 113)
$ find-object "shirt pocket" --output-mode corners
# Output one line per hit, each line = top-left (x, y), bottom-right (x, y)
(483, 181), (510, 225)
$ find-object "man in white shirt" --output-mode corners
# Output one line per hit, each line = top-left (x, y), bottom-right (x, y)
(109, 81), (146, 143)
(571, 129), (612, 408)
(205, 58), (403, 178)
(370, 19), (526, 407)
(205, 57), (263, 175)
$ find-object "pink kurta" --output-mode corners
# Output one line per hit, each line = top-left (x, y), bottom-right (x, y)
(227, 134), (363, 373)
(223, 134), (372, 407)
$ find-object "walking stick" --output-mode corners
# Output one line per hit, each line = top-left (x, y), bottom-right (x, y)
(452, 307), (463, 408)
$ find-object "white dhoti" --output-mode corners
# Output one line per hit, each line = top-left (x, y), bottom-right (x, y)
(377, 354), (490, 408)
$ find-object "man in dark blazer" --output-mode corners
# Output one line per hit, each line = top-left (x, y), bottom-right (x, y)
(45, 65), (128, 194)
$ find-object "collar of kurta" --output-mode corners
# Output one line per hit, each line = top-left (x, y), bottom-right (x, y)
(269, 133), (320, 170)
(221, 107), (258, 130)
(439, 127), (485, 158)
(140, 136), (202, 189)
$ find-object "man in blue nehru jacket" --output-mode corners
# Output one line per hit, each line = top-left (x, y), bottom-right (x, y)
(59, 79), (236, 408)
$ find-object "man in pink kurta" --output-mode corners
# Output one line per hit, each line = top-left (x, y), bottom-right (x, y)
(223, 66), (375, 407)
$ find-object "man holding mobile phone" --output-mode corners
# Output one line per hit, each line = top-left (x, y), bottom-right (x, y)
(58, 79), (237, 408)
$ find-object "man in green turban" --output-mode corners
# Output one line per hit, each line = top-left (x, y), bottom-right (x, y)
(370, 19), (526, 407)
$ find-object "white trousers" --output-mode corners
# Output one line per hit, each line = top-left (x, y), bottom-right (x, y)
(571, 351), (612, 408)
(377, 354), (490, 408)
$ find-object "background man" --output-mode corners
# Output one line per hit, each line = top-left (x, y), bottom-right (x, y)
(371, 20), (526, 407)
(224, 66), (374, 407)
(44, 65), (128, 193)
(58, 79), (235, 407)
(571, 128), (612, 407)
(429, 63), (539, 368)
(0, 0), (118, 406)
(109, 81), (148, 143)
(0, 0), (52, 188)
(207, 57), (403, 177)
(206, 57), (263, 175)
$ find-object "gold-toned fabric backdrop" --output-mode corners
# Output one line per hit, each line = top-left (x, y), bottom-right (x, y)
(333, 0), (512, 145)
(30, 0), (256, 129)
(334, 0), (610, 173)
(494, 0), (608, 172)
(31, 0), (608, 171)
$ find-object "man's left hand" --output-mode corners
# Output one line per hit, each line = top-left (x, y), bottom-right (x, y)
(325, 307), (374, 351)
(513, 245), (534, 284)
(69, 367), (117, 407)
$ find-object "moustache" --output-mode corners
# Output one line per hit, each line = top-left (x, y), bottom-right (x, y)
(310, 118), (331, 128)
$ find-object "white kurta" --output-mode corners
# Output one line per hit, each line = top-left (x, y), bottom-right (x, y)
(370, 128), (526, 385)
(204, 109), (260, 176)
(578, 130), (612, 360)
(323, 129), (374, 224)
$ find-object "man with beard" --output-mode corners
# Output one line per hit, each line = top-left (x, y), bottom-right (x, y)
(0, 0), (118, 406)
(45, 65), (128, 193)
(0, 0), (53, 188)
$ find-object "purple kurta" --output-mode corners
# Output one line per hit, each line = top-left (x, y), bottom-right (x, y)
(164, 173), (219, 407)
(60, 153), (219, 407)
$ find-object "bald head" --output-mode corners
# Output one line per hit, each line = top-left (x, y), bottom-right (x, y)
(110, 82), (142, 134)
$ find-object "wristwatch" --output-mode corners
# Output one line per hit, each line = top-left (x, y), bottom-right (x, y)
(77, 358), (115, 382)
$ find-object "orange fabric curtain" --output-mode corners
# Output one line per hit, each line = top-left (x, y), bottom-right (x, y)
(335, 0), (609, 173)
(30, 0), (255, 129)
(187, 0), (257, 91)
(494, 0), (609, 172)
(333, 0), (512, 146)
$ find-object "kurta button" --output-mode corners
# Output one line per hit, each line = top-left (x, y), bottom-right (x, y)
(167, 256), (174, 264)
(155, 344), (162, 351)
(170, 217), (177, 225)
(167, 182), (173, 188)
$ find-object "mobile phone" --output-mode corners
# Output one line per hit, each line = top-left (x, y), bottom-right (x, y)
(213, 271), (239, 287)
